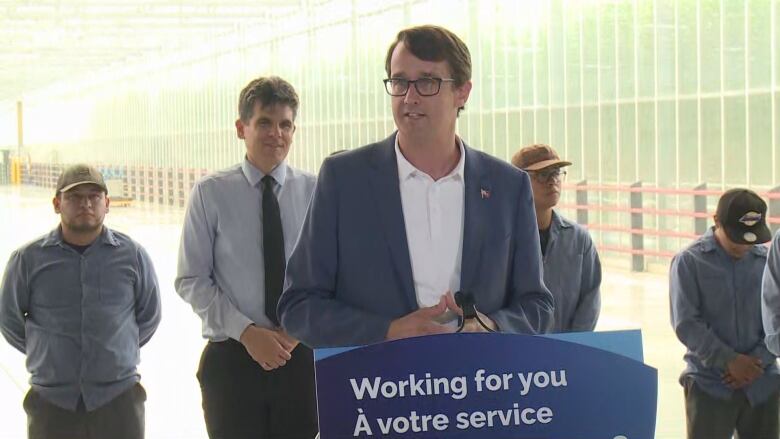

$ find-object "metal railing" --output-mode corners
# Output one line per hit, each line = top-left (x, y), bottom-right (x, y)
(15, 162), (780, 272)
(561, 182), (780, 271)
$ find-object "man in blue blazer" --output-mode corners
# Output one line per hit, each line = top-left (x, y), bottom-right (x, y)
(278, 25), (554, 348)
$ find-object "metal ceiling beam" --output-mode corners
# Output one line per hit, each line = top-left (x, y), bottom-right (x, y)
(0, 0), (319, 101)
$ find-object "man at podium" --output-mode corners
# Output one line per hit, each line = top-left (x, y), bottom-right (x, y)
(278, 25), (554, 348)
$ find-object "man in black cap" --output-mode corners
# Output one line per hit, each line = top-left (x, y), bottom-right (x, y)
(511, 144), (601, 332)
(670, 188), (778, 439)
(0, 164), (161, 439)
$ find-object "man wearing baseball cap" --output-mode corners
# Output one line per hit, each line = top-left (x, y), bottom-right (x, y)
(511, 144), (602, 332)
(0, 164), (161, 439)
(670, 188), (778, 439)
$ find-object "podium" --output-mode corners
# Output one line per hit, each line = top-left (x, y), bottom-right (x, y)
(314, 330), (657, 439)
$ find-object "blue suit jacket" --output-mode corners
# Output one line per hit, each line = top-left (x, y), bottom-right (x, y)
(279, 133), (554, 348)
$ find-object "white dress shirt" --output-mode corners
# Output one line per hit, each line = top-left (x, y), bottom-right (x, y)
(175, 159), (316, 341)
(395, 138), (465, 318)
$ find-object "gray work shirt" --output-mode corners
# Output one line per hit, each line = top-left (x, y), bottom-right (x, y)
(670, 227), (780, 405)
(542, 211), (602, 332)
(175, 159), (316, 342)
(762, 230), (780, 355)
(0, 227), (161, 411)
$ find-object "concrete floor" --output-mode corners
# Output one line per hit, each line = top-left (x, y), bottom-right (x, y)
(0, 185), (689, 438)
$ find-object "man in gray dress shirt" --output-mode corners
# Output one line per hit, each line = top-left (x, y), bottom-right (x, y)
(0, 164), (162, 439)
(175, 76), (317, 438)
(511, 144), (601, 332)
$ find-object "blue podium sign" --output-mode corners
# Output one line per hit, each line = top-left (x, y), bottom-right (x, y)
(314, 330), (656, 439)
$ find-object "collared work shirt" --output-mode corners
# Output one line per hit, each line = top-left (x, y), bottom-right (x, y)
(670, 228), (779, 405)
(0, 227), (161, 411)
(175, 159), (315, 341)
(542, 211), (601, 332)
(762, 230), (780, 355)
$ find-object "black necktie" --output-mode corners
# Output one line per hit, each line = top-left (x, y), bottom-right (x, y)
(262, 175), (285, 326)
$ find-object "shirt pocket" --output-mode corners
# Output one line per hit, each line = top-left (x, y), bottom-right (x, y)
(696, 274), (732, 320)
(98, 262), (136, 307)
(555, 254), (583, 292)
(29, 263), (81, 309)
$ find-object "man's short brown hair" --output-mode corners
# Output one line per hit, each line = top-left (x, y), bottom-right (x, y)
(238, 76), (299, 123)
(384, 25), (472, 88)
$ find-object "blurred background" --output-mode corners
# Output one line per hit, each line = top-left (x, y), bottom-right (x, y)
(2, 0), (779, 437)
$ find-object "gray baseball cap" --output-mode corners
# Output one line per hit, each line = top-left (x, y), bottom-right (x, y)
(56, 164), (108, 194)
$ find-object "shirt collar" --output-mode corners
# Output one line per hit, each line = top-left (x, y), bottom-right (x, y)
(40, 226), (119, 248)
(241, 157), (288, 188)
(101, 228), (120, 247)
(700, 227), (720, 253)
(40, 228), (61, 247)
(549, 210), (571, 235)
(395, 136), (466, 182)
(700, 226), (766, 257)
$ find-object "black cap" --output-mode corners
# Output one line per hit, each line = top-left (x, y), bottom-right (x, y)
(716, 188), (771, 245)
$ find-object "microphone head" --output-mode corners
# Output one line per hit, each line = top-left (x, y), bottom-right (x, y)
(454, 291), (465, 308)
(454, 291), (474, 307)
(454, 291), (477, 319)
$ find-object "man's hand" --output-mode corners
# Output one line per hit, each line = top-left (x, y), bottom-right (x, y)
(723, 354), (763, 389)
(275, 329), (300, 352)
(443, 291), (497, 332)
(386, 296), (455, 340)
(722, 372), (748, 390)
(239, 325), (297, 371)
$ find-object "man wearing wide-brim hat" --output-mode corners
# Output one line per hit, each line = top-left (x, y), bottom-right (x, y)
(511, 144), (602, 333)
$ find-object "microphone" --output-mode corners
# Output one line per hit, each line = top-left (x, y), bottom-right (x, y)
(454, 291), (496, 333)
(454, 291), (477, 320)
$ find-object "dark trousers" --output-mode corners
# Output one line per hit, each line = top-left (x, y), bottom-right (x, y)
(197, 339), (318, 439)
(24, 383), (146, 439)
(684, 379), (780, 439)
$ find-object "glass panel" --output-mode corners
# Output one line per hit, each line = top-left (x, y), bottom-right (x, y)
(700, 0), (722, 93)
(749, 94), (772, 187)
(701, 97), (723, 184)
(723, 0), (746, 92)
(678, 99), (700, 185)
(618, 102), (637, 184)
(1, 0), (773, 200)
(637, 102), (656, 183)
(724, 96), (747, 185)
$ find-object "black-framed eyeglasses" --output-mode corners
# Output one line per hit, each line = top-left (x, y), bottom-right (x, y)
(529, 168), (567, 183)
(383, 77), (456, 97)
